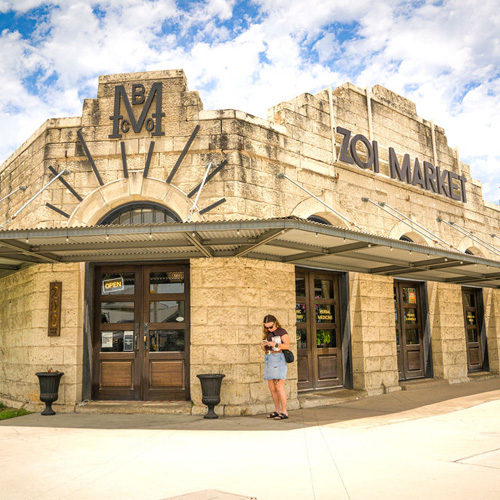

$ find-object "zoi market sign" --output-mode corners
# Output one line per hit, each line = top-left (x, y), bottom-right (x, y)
(336, 126), (467, 203)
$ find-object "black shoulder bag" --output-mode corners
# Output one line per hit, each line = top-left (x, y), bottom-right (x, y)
(282, 349), (294, 363)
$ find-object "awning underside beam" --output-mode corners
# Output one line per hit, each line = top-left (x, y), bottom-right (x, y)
(0, 218), (499, 287)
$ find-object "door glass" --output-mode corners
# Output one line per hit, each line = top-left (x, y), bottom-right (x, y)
(464, 292), (475, 308)
(295, 277), (306, 296)
(101, 273), (135, 295)
(405, 329), (419, 345)
(149, 329), (185, 351)
(467, 330), (478, 343)
(316, 328), (336, 348)
(403, 287), (417, 304)
(404, 309), (417, 324)
(296, 303), (306, 323)
(101, 302), (134, 323)
(150, 271), (185, 293)
(466, 311), (476, 325)
(150, 300), (185, 323)
(396, 329), (400, 345)
(296, 328), (307, 348)
(315, 304), (334, 323)
(100, 330), (130, 352)
(314, 279), (334, 299)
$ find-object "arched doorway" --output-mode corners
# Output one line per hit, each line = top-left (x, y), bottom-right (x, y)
(92, 203), (190, 401)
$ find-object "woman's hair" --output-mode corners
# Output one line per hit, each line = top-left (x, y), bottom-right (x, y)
(262, 314), (281, 339)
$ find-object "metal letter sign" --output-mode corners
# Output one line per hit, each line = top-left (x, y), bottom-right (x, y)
(109, 82), (165, 139)
(336, 126), (467, 203)
(48, 282), (62, 337)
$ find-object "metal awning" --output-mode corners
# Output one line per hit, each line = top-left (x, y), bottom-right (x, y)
(1, 217), (500, 288)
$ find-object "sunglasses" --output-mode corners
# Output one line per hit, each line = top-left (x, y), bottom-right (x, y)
(264, 324), (275, 330)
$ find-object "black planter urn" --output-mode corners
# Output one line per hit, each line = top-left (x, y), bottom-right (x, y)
(36, 372), (64, 416)
(197, 373), (225, 419)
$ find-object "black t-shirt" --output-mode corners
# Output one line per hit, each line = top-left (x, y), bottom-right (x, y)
(264, 327), (288, 352)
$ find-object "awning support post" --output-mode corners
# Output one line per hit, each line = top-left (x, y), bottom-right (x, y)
(0, 169), (70, 230)
(186, 162), (213, 222)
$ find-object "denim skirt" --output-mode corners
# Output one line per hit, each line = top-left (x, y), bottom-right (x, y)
(264, 352), (287, 380)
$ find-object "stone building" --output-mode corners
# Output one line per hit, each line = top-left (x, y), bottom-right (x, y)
(1, 69), (499, 415)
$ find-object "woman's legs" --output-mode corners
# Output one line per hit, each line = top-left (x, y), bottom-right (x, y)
(274, 379), (287, 416)
(268, 379), (281, 413)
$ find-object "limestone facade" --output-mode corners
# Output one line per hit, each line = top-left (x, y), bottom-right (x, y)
(1, 69), (499, 413)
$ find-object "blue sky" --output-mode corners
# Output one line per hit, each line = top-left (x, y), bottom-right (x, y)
(1, 0), (499, 203)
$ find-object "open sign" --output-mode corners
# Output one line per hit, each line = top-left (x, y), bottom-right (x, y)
(102, 277), (125, 294)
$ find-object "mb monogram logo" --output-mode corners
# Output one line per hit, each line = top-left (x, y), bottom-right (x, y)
(108, 82), (165, 139)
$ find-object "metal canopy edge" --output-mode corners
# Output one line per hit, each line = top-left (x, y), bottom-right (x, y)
(1, 218), (499, 288)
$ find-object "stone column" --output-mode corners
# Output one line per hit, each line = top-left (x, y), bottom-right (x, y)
(427, 282), (468, 383)
(190, 257), (298, 416)
(349, 273), (399, 396)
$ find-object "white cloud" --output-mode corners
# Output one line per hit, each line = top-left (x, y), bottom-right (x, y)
(0, 0), (499, 202)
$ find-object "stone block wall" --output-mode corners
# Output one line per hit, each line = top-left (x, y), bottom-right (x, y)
(0, 263), (84, 410)
(349, 273), (399, 395)
(189, 257), (298, 416)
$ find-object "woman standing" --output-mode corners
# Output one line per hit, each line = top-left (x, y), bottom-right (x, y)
(261, 314), (290, 420)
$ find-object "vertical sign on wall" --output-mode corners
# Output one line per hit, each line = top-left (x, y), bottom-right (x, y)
(48, 282), (62, 337)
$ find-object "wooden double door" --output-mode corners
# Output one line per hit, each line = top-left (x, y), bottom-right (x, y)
(462, 288), (484, 372)
(295, 270), (343, 390)
(394, 281), (425, 380)
(92, 264), (189, 401)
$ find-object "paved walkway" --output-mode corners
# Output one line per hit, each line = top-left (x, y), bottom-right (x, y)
(2, 378), (500, 500)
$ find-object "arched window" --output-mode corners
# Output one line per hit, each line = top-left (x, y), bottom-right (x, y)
(307, 215), (332, 225)
(399, 235), (414, 243)
(98, 202), (181, 226)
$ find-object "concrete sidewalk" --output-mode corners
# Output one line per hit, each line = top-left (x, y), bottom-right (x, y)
(2, 378), (500, 500)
